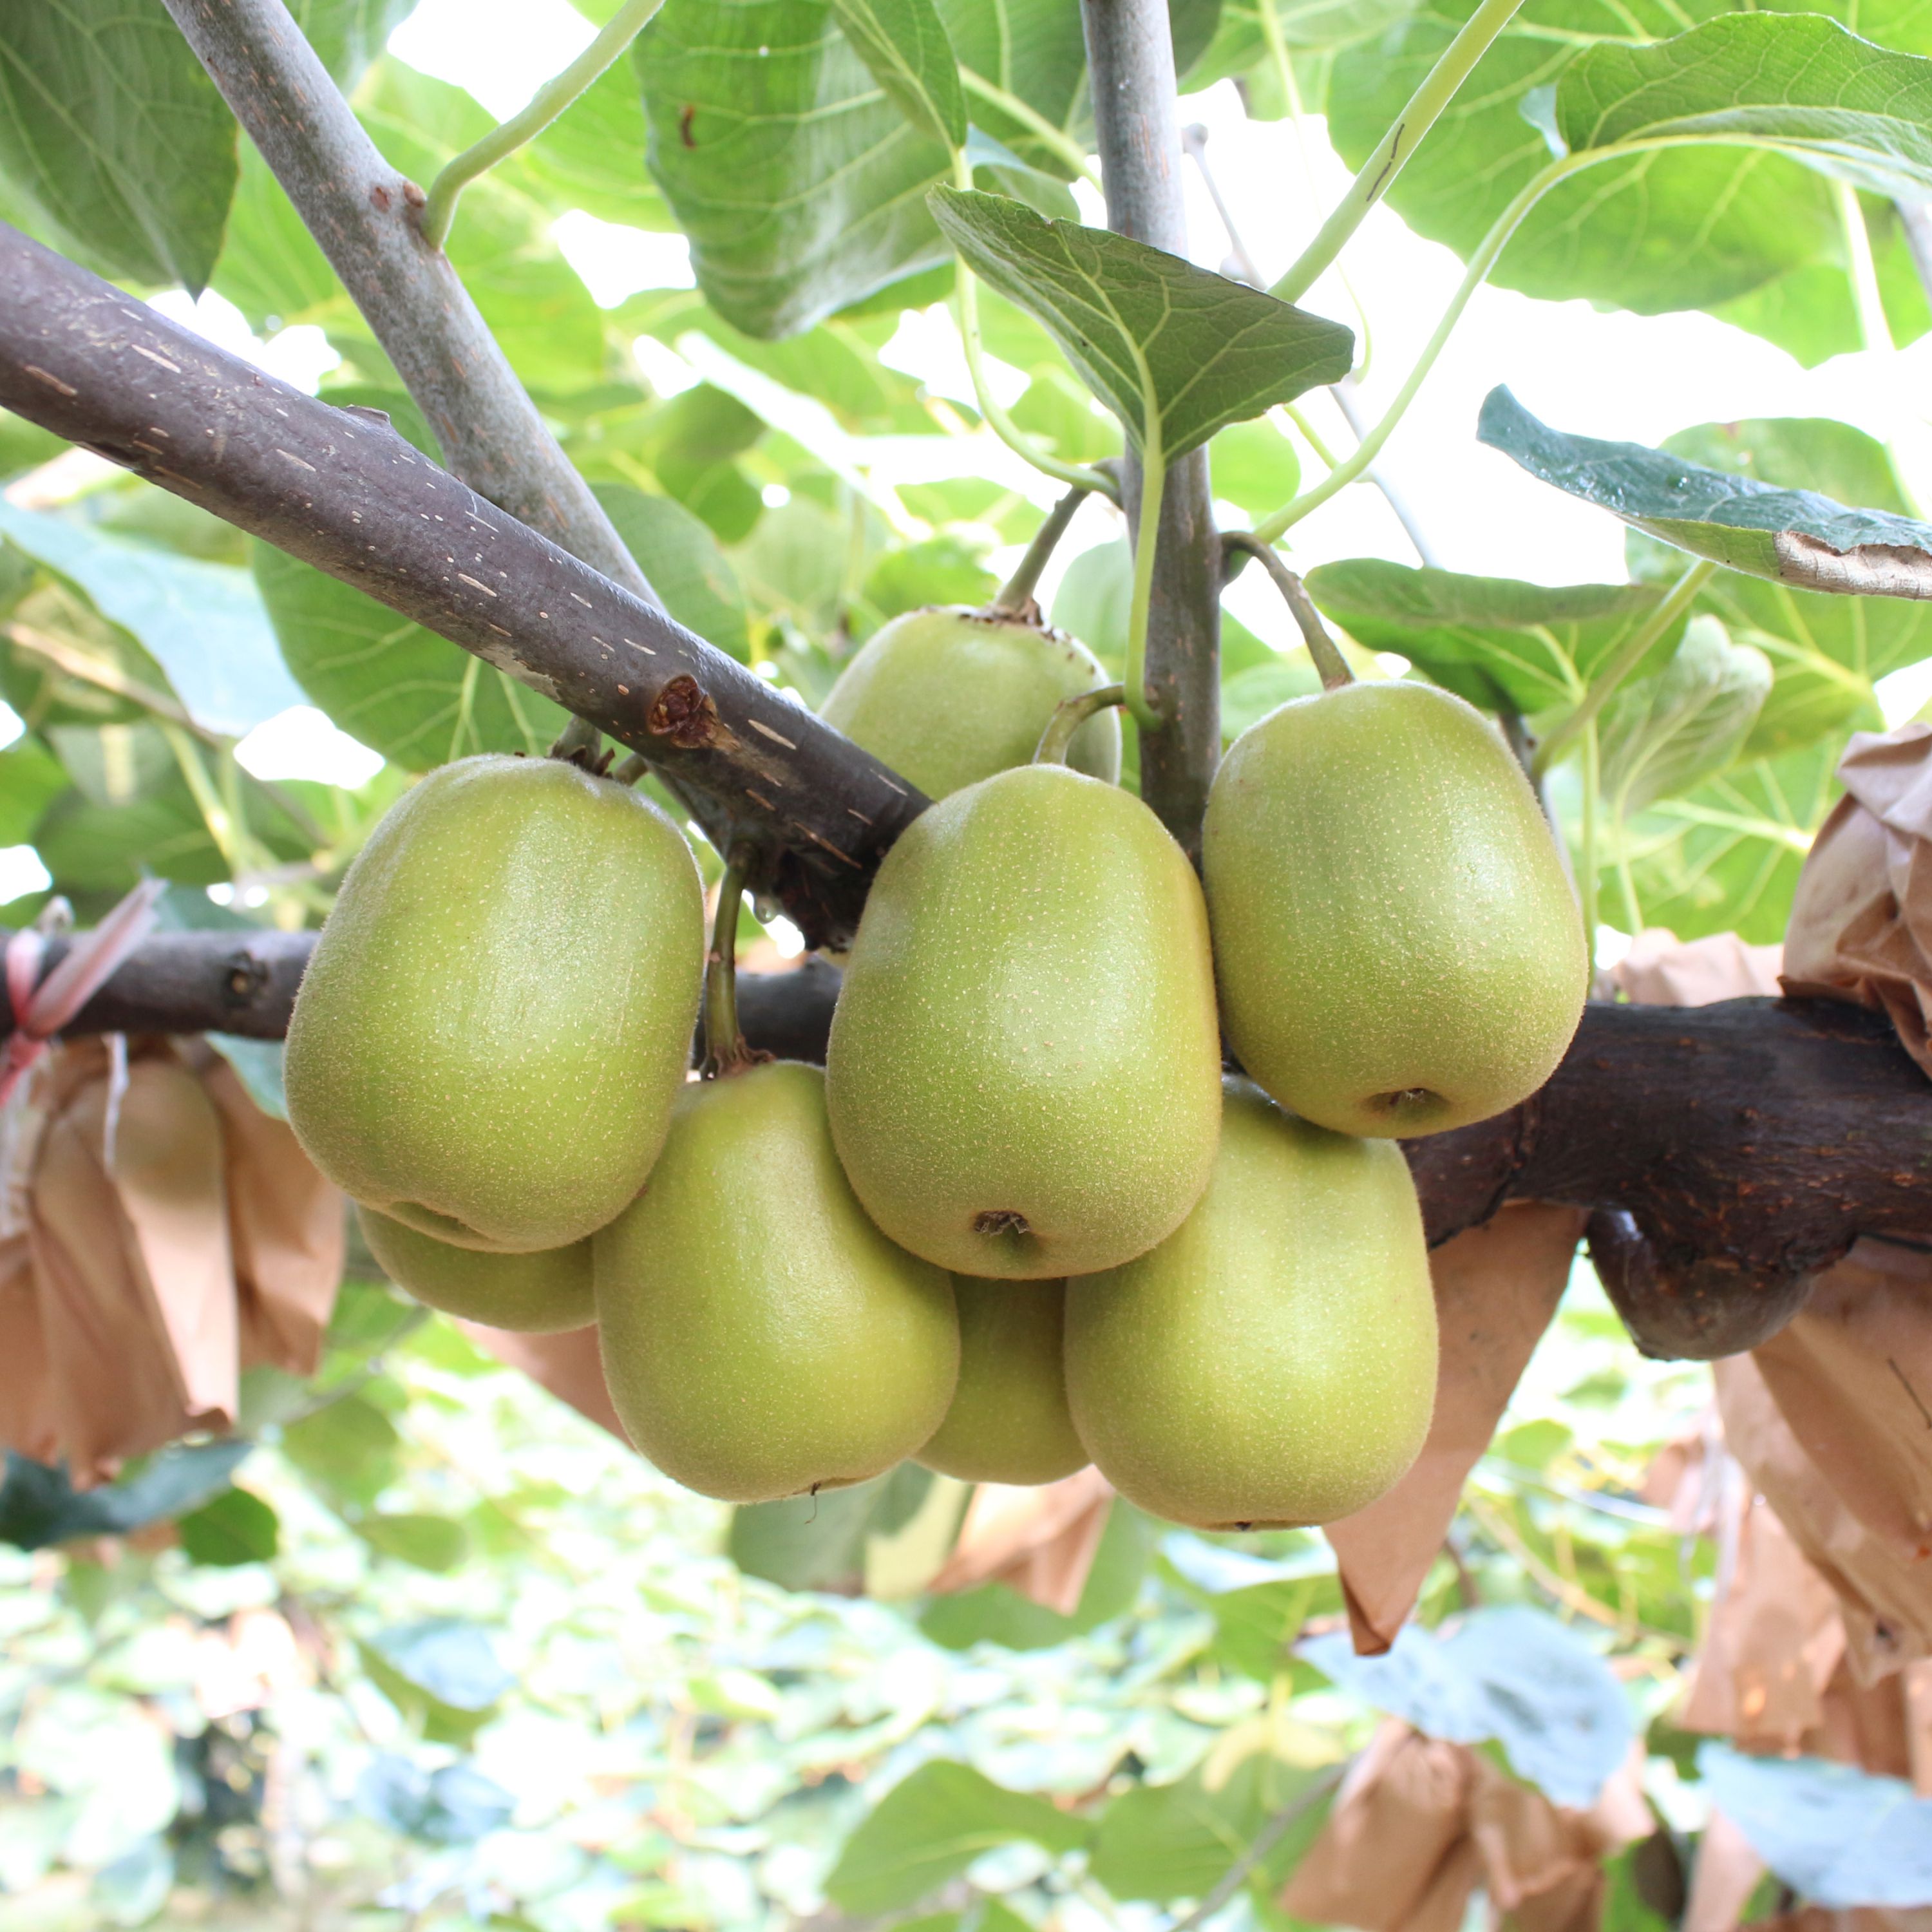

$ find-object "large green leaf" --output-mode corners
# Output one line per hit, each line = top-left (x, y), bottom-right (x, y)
(1599, 616), (1771, 813)
(638, 0), (954, 337)
(0, 0), (238, 290)
(1605, 736), (1841, 940)
(1327, 0), (1932, 336)
(252, 544), (568, 770)
(1627, 419), (1932, 755)
(929, 188), (1354, 457)
(0, 501), (308, 735)
(824, 1761), (1090, 1914)
(290, 0), (416, 90)
(945, 0), (1090, 178)
(831, 0), (969, 149)
(1303, 558), (1674, 715)
(1558, 14), (1932, 199)
(1479, 387), (1932, 598)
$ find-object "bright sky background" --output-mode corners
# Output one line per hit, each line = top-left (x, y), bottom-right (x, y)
(8, 0), (1932, 892)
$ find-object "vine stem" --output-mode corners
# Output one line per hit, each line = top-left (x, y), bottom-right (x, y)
(1222, 535), (1353, 690)
(701, 846), (759, 1079)
(1271, 0), (1528, 306)
(1251, 138), (1718, 546)
(1531, 559), (1716, 779)
(959, 69), (1103, 189)
(1834, 178), (1896, 356)
(421, 0), (667, 250)
(992, 484), (1091, 614)
(954, 262), (1120, 501)
(1034, 683), (1126, 764)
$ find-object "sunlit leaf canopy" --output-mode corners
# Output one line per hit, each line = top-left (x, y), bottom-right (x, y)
(3, 0), (1932, 1922)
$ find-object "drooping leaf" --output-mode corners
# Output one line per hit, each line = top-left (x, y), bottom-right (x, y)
(175, 1486), (281, 1567)
(729, 1464), (933, 1593)
(830, 0), (969, 149)
(1600, 616), (1771, 811)
(1557, 14), (1932, 202)
(279, 1392), (402, 1508)
(0, 0), (238, 290)
(0, 1440), (251, 1551)
(824, 1761), (1090, 1914)
(1479, 386), (1932, 598)
(1698, 1745), (1932, 1907)
(638, 0), (954, 337)
(929, 187), (1354, 457)
(1302, 1605), (1633, 1808)
(1627, 419), (1932, 756)
(1304, 558), (1676, 715)
(0, 502), (308, 736)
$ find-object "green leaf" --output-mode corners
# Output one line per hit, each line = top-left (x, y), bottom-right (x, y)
(729, 1466), (929, 1593)
(279, 1393), (402, 1508)
(176, 1487), (281, 1567)
(1479, 386), (1932, 598)
(1326, 0), (1932, 337)
(252, 542), (569, 770)
(918, 1499), (1150, 1651)
(1208, 417), (1301, 517)
(594, 484), (752, 659)
(0, 409), (68, 481)
(824, 1761), (1090, 1914)
(0, 739), (71, 847)
(1304, 558), (1675, 715)
(1605, 735), (1838, 942)
(831, 0), (969, 149)
(289, 0), (417, 90)
(0, 0), (238, 290)
(0, 502), (308, 736)
(0, 1439), (251, 1551)
(947, 0), (1090, 178)
(1627, 419), (1932, 756)
(638, 0), (953, 337)
(929, 187), (1354, 458)
(1220, 659), (1321, 740)
(1600, 615), (1771, 812)
(1088, 1741), (1331, 1903)
(358, 1513), (471, 1573)
(1557, 14), (1932, 201)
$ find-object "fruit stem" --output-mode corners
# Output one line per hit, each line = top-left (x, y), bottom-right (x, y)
(549, 713), (605, 766)
(991, 483), (1091, 617)
(609, 752), (650, 787)
(701, 844), (761, 1079)
(1033, 683), (1126, 765)
(1222, 534), (1354, 691)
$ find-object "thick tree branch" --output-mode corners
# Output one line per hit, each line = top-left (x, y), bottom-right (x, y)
(1080, 0), (1220, 860)
(158, 0), (651, 603)
(21, 928), (1932, 1336)
(0, 224), (926, 948)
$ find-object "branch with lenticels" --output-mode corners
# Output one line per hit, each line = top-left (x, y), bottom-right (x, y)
(0, 222), (927, 951)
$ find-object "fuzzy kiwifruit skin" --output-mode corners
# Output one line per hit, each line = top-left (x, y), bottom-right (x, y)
(359, 1206), (595, 1333)
(1065, 1081), (1438, 1531)
(821, 606), (1121, 797)
(917, 1277), (1088, 1485)
(285, 754), (704, 1253)
(826, 763), (1222, 1280)
(1202, 681), (1587, 1139)
(594, 1061), (960, 1505)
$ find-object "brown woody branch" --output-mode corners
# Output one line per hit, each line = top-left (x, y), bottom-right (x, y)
(19, 926), (1932, 1337)
(0, 223), (927, 949)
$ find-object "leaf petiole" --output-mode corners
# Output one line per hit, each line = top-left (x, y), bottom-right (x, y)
(1124, 420), (1167, 732)
(421, 0), (667, 251)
